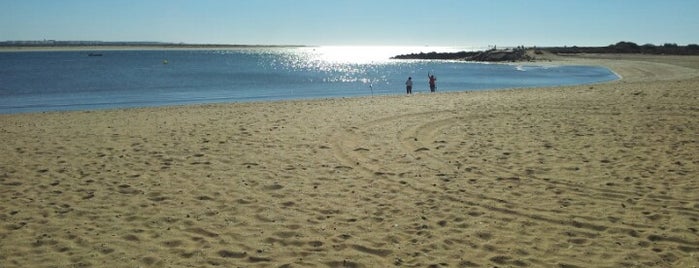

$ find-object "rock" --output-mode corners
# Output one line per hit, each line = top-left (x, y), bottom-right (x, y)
(391, 48), (532, 62)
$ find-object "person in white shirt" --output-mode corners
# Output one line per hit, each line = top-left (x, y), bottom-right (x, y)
(405, 77), (413, 94)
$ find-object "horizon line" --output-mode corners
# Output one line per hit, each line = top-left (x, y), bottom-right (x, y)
(2, 40), (697, 48)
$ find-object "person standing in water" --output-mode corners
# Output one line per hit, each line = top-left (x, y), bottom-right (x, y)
(428, 73), (437, 92)
(405, 77), (413, 94)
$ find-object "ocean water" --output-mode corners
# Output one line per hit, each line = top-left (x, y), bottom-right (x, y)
(0, 47), (619, 114)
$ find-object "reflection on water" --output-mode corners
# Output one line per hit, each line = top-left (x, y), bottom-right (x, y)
(291, 46), (471, 64)
(258, 46), (478, 84)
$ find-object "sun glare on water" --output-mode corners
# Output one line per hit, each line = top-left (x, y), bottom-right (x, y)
(296, 46), (468, 64)
(265, 46), (480, 85)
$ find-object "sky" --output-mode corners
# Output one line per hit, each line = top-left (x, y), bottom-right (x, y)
(1, 0), (698, 47)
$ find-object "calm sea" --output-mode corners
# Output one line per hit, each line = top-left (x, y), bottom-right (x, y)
(0, 47), (618, 114)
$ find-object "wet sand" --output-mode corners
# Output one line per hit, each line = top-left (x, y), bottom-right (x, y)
(1, 54), (698, 267)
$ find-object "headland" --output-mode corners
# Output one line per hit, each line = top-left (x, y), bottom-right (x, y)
(391, 41), (699, 62)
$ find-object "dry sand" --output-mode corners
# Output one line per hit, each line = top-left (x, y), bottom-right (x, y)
(1, 54), (698, 267)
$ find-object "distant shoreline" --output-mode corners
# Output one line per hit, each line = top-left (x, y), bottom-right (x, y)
(0, 43), (305, 52)
(392, 42), (699, 62)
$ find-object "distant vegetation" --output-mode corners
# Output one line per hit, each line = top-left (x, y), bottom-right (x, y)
(546, 41), (699, 55)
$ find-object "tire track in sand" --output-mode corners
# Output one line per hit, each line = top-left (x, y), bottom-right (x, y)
(328, 109), (699, 255)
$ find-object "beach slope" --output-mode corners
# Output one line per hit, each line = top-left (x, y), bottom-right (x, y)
(1, 54), (698, 267)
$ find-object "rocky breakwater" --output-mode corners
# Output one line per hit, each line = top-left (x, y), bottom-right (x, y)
(392, 48), (533, 62)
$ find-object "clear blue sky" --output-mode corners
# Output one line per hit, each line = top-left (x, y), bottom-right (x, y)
(2, 0), (698, 47)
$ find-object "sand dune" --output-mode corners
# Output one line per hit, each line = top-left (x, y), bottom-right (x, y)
(1, 54), (698, 267)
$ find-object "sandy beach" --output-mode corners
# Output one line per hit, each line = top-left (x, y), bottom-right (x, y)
(1, 54), (698, 267)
